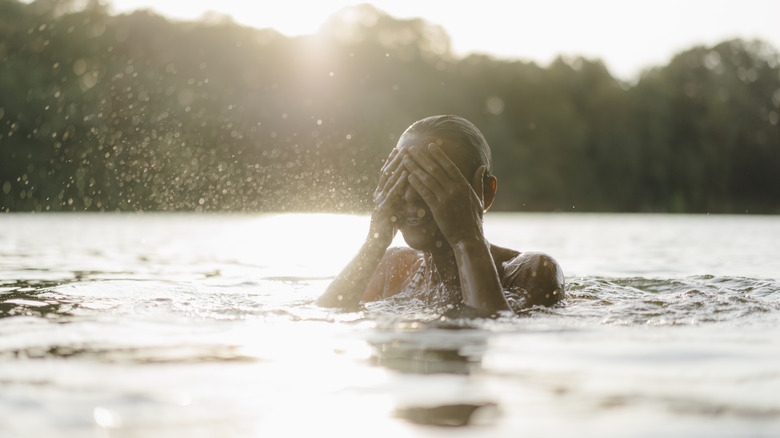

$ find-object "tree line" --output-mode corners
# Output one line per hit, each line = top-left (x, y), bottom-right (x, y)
(2, 0), (779, 213)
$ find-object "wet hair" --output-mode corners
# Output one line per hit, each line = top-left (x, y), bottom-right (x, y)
(402, 115), (493, 177)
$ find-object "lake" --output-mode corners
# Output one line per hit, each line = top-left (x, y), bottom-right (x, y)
(1, 212), (779, 437)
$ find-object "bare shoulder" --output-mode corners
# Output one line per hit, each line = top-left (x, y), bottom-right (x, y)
(490, 245), (565, 307)
(362, 247), (422, 302)
(380, 247), (423, 286)
(381, 246), (422, 268)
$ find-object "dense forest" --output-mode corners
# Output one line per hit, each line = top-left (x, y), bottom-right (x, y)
(2, 0), (779, 213)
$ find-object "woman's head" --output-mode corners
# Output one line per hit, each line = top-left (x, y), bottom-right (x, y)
(400, 115), (493, 179)
(394, 115), (498, 252)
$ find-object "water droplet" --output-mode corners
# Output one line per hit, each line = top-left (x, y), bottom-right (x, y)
(485, 96), (505, 115)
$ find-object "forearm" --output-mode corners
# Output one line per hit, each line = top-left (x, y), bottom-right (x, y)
(319, 146), (406, 309)
(317, 238), (388, 309)
(453, 240), (510, 312)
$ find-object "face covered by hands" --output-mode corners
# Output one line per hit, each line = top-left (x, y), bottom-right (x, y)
(397, 135), (495, 253)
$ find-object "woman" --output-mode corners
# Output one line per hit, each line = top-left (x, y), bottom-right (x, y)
(317, 115), (564, 314)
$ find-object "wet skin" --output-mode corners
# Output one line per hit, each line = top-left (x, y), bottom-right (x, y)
(317, 133), (564, 313)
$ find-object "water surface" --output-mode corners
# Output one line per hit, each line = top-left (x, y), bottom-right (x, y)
(1, 213), (779, 437)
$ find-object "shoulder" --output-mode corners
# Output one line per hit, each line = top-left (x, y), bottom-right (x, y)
(380, 247), (424, 285)
(362, 247), (422, 302)
(381, 246), (422, 268)
(493, 246), (565, 307)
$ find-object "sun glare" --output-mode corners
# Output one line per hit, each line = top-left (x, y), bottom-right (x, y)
(232, 320), (415, 438)
(112, 0), (356, 36)
(227, 214), (375, 277)
(110, 0), (780, 81)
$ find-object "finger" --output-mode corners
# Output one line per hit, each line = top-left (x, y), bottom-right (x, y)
(380, 166), (406, 198)
(407, 162), (447, 209)
(381, 148), (399, 170)
(386, 170), (407, 207)
(377, 148), (404, 188)
(408, 143), (468, 189)
(407, 144), (445, 179)
(376, 153), (407, 197)
(403, 155), (445, 197)
(388, 169), (407, 193)
(378, 148), (398, 182)
(407, 173), (439, 208)
(379, 170), (407, 223)
(428, 143), (469, 183)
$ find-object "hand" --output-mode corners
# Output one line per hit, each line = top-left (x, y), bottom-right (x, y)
(403, 143), (486, 247)
(367, 148), (408, 247)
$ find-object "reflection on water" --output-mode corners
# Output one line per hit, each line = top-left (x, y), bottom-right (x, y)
(371, 338), (481, 375)
(367, 318), (490, 375)
(1, 213), (780, 437)
(394, 402), (500, 427)
(0, 280), (75, 319)
(369, 325), (499, 427)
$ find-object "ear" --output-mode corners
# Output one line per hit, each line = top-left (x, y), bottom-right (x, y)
(483, 174), (497, 211)
(472, 166), (497, 212)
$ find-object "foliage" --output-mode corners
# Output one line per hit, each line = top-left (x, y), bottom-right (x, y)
(1, 0), (778, 213)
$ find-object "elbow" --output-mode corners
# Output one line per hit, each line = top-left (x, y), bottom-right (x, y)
(529, 253), (565, 307)
(315, 295), (336, 308)
(509, 252), (565, 309)
(316, 291), (361, 311)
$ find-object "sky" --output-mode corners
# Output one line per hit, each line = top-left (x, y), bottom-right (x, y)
(109, 0), (780, 81)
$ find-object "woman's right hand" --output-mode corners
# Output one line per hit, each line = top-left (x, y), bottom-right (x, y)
(367, 148), (407, 248)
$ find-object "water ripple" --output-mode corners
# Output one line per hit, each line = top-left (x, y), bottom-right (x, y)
(559, 276), (780, 326)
